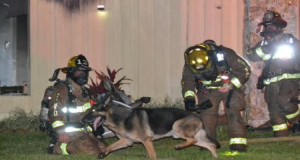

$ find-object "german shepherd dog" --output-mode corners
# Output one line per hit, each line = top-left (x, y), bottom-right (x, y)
(84, 96), (220, 159)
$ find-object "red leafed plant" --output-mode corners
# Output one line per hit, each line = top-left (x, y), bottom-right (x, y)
(89, 67), (132, 97)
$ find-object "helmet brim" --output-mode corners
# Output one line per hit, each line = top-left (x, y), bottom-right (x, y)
(61, 67), (68, 73)
(258, 19), (287, 28)
(61, 66), (92, 73)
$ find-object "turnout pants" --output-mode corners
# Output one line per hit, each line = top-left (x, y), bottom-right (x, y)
(53, 132), (107, 155)
(198, 89), (247, 151)
(265, 79), (300, 137)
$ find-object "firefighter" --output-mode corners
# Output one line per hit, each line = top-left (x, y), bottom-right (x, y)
(247, 10), (300, 136)
(181, 40), (251, 152)
(48, 54), (107, 155)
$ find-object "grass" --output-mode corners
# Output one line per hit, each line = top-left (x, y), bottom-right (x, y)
(0, 130), (299, 160)
(0, 103), (300, 160)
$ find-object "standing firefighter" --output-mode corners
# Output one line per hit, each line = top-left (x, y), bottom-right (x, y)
(247, 10), (300, 136)
(48, 54), (107, 155)
(181, 41), (251, 152)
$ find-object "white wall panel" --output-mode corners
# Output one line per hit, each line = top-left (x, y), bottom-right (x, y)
(0, 0), (259, 119)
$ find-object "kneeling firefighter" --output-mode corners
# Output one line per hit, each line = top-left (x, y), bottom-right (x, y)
(181, 41), (251, 152)
(48, 54), (107, 155)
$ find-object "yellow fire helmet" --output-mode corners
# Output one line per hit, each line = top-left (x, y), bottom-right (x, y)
(61, 54), (91, 73)
(184, 44), (212, 74)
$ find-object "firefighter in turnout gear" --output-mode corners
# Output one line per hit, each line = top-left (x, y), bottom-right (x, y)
(181, 40), (251, 152)
(247, 10), (300, 136)
(48, 54), (107, 155)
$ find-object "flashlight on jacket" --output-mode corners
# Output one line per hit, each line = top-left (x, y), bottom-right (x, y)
(273, 45), (294, 60)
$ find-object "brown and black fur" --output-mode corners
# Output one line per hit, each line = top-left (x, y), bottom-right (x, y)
(87, 97), (220, 159)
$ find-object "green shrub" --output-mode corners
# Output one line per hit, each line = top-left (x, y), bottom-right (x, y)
(0, 107), (40, 132)
(143, 96), (184, 109)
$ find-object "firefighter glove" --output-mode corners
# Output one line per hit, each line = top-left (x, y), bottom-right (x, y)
(184, 99), (197, 111)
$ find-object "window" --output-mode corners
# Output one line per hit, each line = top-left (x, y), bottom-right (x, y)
(0, 0), (29, 95)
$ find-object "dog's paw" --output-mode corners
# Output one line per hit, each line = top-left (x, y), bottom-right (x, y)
(98, 153), (106, 159)
(174, 145), (183, 150)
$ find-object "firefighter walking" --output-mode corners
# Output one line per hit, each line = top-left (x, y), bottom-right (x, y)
(247, 10), (300, 136)
(48, 54), (107, 155)
(181, 40), (251, 152)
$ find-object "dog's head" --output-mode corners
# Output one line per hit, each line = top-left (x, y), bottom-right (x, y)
(82, 95), (112, 124)
(93, 95), (112, 115)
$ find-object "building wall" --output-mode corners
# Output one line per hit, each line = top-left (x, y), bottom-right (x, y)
(0, 0), (245, 119)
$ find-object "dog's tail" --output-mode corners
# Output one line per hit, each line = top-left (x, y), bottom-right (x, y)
(198, 117), (220, 149)
(195, 128), (220, 158)
(207, 134), (221, 149)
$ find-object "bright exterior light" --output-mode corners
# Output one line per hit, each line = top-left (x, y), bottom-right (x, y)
(97, 5), (105, 11)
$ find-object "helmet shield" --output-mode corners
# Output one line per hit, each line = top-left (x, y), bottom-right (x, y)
(184, 45), (212, 73)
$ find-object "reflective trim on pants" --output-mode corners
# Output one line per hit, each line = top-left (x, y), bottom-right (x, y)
(60, 143), (69, 155)
(272, 123), (288, 131)
(229, 138), (247, 145)
(286, 109), (300, 120)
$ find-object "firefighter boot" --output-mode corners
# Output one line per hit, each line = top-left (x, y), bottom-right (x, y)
(230, 144), (247, 152)
(46, 145), (54, 154)
(292, 121), (300, 133)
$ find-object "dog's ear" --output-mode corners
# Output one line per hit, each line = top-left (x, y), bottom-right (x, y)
(104, 95), (111, 106)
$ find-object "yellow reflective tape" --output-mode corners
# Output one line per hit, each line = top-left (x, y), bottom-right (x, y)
(255, 47), (265, 58)
(62, 103), (91, 113)
(65, 127), (85, 132)
(55, 93), (59, 101)
(52, 121), (65, 129)
(229, 138), (247, 145)
(86, 126), (93, 132)
(263, 73), (300, 85)
(256, 46), (272, 60)
(83, 103), (91, 111)
(202, 80), (211, 85)
(53, 109), (58, 116)
(286, 109), (300, 120)
(263, 54), (271, 61)
(65, 126), (93, 133)
(184, 90), (195, 98)
(206, 86), (221, 89)
(272, 123), (288, 131)
(230, 77), (242, 88)
(202, 77), (222, 85)
(60, 143), (69, 155)
(53, 93), (60, 116)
